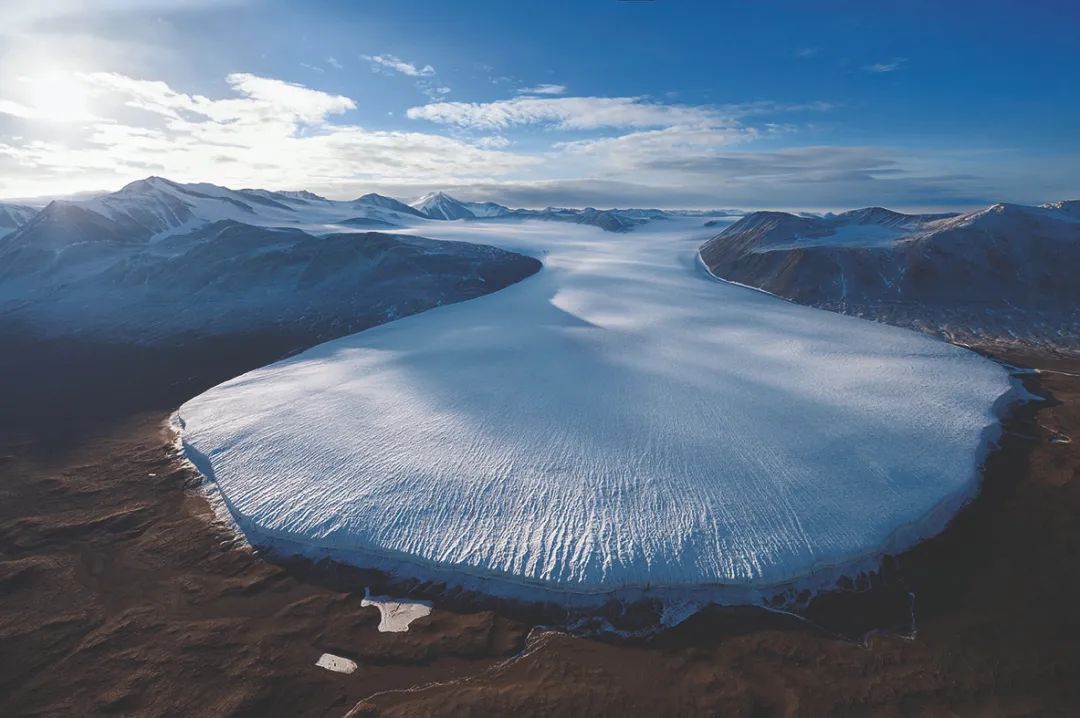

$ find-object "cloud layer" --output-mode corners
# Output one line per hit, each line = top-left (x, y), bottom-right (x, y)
(0, 71), (534, 197)
(517, 84), (567, 96)
(362, 54), (435, 77)
(406, 95), (737, 130)
(863, 58), (907, 73)
(0, 68), (1067, 209)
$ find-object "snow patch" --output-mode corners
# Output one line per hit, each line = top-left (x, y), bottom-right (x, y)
(361, 589), (433, 632)
(315, 653), (357, 674)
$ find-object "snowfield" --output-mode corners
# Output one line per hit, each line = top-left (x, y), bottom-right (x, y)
(178, 218), (1018, 598)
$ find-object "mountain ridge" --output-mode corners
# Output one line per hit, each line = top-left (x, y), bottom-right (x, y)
(698, 200), (1080, 349)
(4, 177), (703, 234)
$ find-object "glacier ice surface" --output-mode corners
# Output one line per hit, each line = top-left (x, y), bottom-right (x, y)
(178, 218), (1018, 597)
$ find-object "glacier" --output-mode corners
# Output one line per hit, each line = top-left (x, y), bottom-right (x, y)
(177, 217), (1019, 598)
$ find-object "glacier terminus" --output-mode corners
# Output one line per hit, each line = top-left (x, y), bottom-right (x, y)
(177, 217), (1019, 600)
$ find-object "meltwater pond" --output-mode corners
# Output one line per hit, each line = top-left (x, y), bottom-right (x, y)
(178, 218), (1017, 596)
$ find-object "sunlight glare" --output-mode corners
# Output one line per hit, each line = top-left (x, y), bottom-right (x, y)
(24, 71), (93, 122)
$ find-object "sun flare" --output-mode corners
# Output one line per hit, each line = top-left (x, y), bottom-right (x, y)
(22, 71), (93, 122)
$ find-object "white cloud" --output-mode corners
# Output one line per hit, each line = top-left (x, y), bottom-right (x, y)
(0, 68), (1019, 211)
(517, 84), (567, 96)
(362, 53), (449, 100)
(0, 71), (841, 200)
(0, 71), (536, 197)
(363, 54), (435, 77)
(81, 71), (356, 124)
(419, 84), (451, 100)
(406, 97), (830, 132)
(474, 135), (511, 149)
(406, 96), (733, 131)
(553, 125), (761, 181)
(0, 73), (101, 122)
(558, 125), (757, 155)
(309, 147), (1015, 210)
(227, 73), (356, 121)
(863, 58), (907, 73)
(326, 56), (343, 70)
(0, 98), (39, 119)
(0, 0), (239, 33)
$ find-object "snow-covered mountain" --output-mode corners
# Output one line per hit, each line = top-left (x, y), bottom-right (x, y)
(50, 176), (428, 238)
(0, 175), (741, 344)
(518, 206), (645, 232)
(698, 201), (1080, 348)
(252, 189), (328, 203)
(405, 190), (669, 230)
(0, 202), (38, 238)
(410, 191), (476, 220)
(2, 179), (740, 242)
(0, 178), (541, 342)
(353, 193), (427, 218)
(462, 200), (512, 218)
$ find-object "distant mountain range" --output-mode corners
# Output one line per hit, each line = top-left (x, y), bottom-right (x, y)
(0, 177), (746, 343)
(404, 189), (732, 230)
(0, 202), (36, 236)
(411, 191), (478, 220)
(6, 175), (1074, 350)
(0, 177), (547, 342)
(0, 178), (733, 240)
(699, 202), (1080, 349)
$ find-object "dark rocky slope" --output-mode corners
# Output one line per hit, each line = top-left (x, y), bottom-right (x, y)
(699, 202), (1080, 350)
(0, 214), (540, 343)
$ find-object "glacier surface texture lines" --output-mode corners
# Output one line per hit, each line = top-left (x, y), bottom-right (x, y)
(178, 219), (1016, 594)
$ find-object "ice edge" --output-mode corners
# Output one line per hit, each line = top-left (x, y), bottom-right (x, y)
(170, 365), (1027, 611)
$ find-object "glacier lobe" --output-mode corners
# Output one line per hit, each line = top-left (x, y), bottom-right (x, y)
(178, 219), (1017, 595)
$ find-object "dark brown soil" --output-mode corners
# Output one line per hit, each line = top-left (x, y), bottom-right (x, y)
(1, 329), (1078, 717)
(0, 328), (533, 717)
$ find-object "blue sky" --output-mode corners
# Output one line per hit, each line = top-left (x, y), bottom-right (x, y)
(0, 0), (1077, 209)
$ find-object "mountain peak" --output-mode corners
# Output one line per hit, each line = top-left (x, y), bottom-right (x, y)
(835, 206), (904, 223)
(353, 193), (426, 217)
(356, 192), (394, 202)
(275, 189), (328, 203)
(1042, 199), (1080, 218)
(410, 191), (474, 220)
(118, 176), (173, 194)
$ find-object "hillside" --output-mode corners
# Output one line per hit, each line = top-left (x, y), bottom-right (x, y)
(698, 201), (1080, 349)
